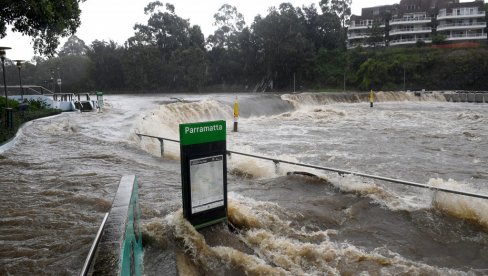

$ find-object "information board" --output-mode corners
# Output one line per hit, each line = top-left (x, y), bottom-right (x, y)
(190, 155), (224, 213)
(180, 120), (227, 229)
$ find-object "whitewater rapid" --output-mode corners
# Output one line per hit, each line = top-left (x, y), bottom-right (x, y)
(133, 92), (488, 274)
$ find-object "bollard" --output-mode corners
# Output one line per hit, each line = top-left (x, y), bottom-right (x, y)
(233, 97), (239, 132)
(369, 90), (374, 108)
(158, 138), (164, 157)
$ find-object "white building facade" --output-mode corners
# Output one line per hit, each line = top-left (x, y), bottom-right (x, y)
(348, 0), (487, 48)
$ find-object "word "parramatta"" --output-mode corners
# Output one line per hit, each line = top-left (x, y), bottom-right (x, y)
(185, 124), (223, 134)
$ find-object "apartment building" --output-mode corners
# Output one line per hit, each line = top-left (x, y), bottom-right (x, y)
(348, 0), (487, 48)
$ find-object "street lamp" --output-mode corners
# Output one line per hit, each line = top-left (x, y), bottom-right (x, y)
(13, 60), (25, 101)
(0, 46), (13, 128)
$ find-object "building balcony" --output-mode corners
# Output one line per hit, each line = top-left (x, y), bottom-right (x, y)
(349, 24), (385, 30)
(437, 11), (485, 20)
(446, 32), (487, 41)
(390, 17), (431, 25)
(389, 27), (432, 36)
(390, 38), (432, 46)
(349, 24), (372, 30)
(437, 22), (487, 31)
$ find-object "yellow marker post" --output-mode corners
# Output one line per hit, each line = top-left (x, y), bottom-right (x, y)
(370, 90), (375, 108)
(233, 97), (239, 132)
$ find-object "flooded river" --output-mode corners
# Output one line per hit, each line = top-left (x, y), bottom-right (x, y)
(1, 92), (487, 275)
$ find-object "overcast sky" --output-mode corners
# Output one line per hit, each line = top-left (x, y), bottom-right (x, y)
(0, 0), (482, 61)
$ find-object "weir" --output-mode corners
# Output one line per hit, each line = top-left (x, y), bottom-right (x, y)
(81, 175), (142, 276)
(136, 134), (488, 201)
(444, 91), (488, 103)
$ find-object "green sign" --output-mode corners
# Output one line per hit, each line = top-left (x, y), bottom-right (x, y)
(180, 120), (228, 229)
(179, 120), (226, 146)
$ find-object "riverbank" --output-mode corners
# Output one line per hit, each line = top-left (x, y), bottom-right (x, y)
(0, 109), (62, 144)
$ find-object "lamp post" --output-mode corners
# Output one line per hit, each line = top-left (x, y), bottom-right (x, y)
(0, 47), (11, 107)
(0, 46), (12, 128)
(57, 67), (62, 94)
(49, 67), (55, 93)
(13, 60), (25, 101)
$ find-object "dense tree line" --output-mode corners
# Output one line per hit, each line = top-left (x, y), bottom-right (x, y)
(3, 1), (488, 93)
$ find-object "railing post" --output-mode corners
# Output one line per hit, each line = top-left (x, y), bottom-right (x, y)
(273, 160), (280, 175)
(158, 138), (164, 157)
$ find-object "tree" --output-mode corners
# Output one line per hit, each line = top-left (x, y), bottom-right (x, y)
(87, 40), (125, 90)
(302, 4), (342, 50)
(189, 25), (205, 49)
(207, 4), (246, 49)
(319, 0), (331, 14)
(59, 36), (88, 56)
(169, 47), (207, 90)
(432, 33), (447, 45)
(0, 0), (85, 56)
(128, 2), (191, 63)
(331, 0), (352, 29)
(252, 3), (315, 89)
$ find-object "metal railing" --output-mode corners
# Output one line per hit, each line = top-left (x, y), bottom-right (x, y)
(390, 17), (431, 23)
(447, 32), (486, 39)
(438, 11), (485, 19)
(437, 22), (487, 30)
(135, 133), (488, 201)
(80, 212), (109, 276)
(390, 27), (431, 35)
(390, 38), (431, 45)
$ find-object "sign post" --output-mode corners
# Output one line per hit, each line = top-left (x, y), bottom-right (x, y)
(179, 120), (227, 229)
(96, 91), (104, 112)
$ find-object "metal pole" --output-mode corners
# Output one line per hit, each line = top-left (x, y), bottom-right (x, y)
(1, 57), (8, 108)
(80, 212), (109, 276)
(18, 67), (23, 101)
